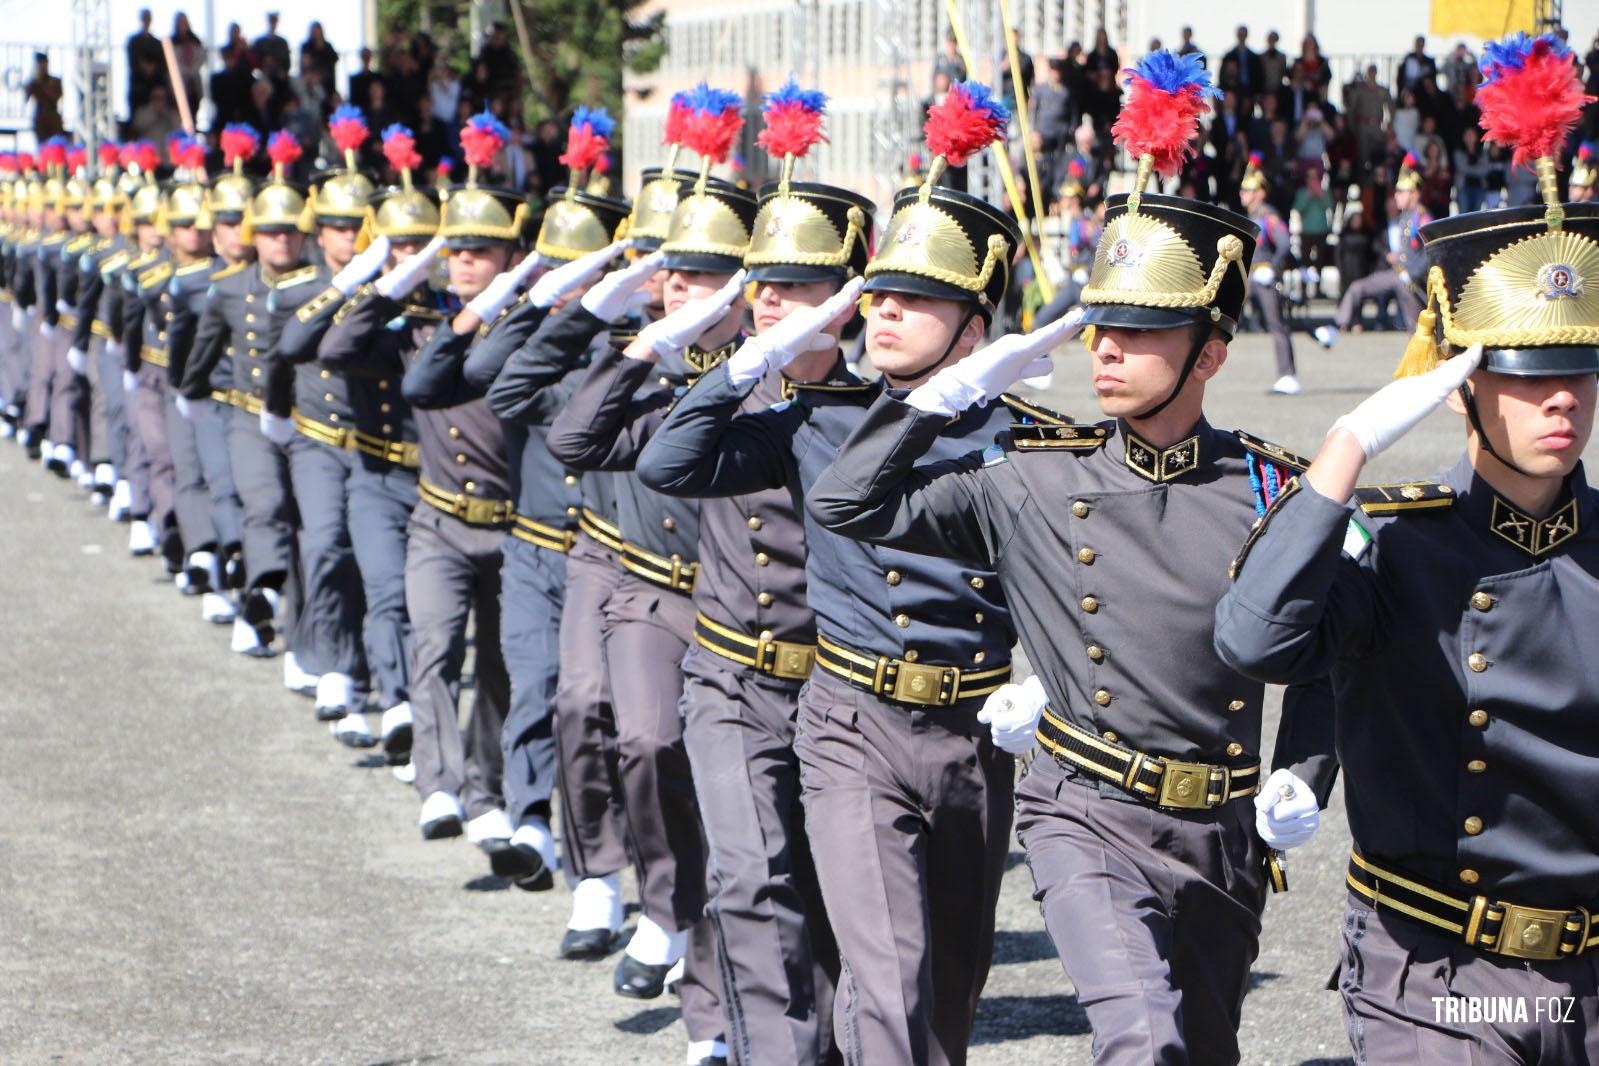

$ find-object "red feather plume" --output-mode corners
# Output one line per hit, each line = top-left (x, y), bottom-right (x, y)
(682, 113), (742, 165)
(267, 132), (303, 168)
(559, 128), (609, 172)
(924, 84), (1008, 167)
(1110, 53), (1217, 179)
(663, 95), (691, 148)
(67, 147), (88, 172)
(174, 140), (206, 172)
(1477, 36), (1594, 172)
(756, 99), (826, 160)
(97, 143), (120, 168)
(460, 116), (507, 171)
(134, 143), (160, 174)
(219, 127), (259, 168)
(383, 131), (422, 173)
(17, 152), (34, 173)
(329, 108), (369, 154)
(39, 142), (66, 168)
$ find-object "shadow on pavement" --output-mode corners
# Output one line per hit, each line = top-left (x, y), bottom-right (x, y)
(970, 994), (1091, 1043)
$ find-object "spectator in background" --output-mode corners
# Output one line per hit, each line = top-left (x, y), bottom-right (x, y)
(1419, 139), (1452, 217)
(247, 77), (278, 135)
(933, 32), (966, 91)
(365, 81), (400, 138)
(293, 65), (330, 136)
(1085, 28), (1118, 75)
(1294, 100), (1333, 170)
(384, 47), (426, 129)
(300, 23), (339, 85)
(1396, 35), (1437, 94)
(428, 61), (462, 128)
(411, 33), (438, 80)
(1452, 127), (1491, 213)
(1294, 34), (1332, 97)
(530, 118), (566, 194)
(998, 28), (1033, 111)
(25, 52), (63, 141)
(127, 9), (163, 116)
(1412, 113), (1445, 169)
(1443, 42), (1479, 94)
(209, 44), (255, 129)
(1392, 88), (1420, 153)
(1083, 64), (1122, 147)
(1292, 167), (1333, 292)
(226, 23), (255, 70)
(1336, 204), (1379, 297)
(412, 94), (450, 170)
(1260, 31), (1289, 97)
(1222, 25), (1263, 99)
(1030, 59), (1073, 197)
(1177, 25), (1204, 63)
(131, 83), (180, 146)
(348, 49), (378, 113)
(253, 13), (292, 81)
(477, 23), (520, 110)
(171, 13), (205, 113)
(1345, 65), (1393, 171)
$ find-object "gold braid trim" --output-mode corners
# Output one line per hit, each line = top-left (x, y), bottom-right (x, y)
(744, 206), (869, 270)
(864, 232), (1009, 297)
(1081, 234), (1245, 310)
(1432, 261), (1599, 349)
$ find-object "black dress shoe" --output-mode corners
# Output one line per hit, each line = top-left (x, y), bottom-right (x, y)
(315, 703), (349, 722)
(691, 1058), (728, 1066)
(559, 926), (620, 960)
(420, 814), (462, 841)
(383, 724), (413, 765)
(613, 953), (673, 999)
(486, 840), (555, 891)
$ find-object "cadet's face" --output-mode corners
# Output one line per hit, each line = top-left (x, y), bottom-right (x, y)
(211, 220), (246, 261)
(643, 266), (668, 317)
(664, 269), (734, 315)
(1457, 371), (1596, 479)
(1241, 187), (1263, 211)
(65, 206), (85, 230)
(317, 223), (359, 271)
(1573, 185), (1594, 203)
(137, 222), (161, 251)
(387, 237), (428, 269)
(170, 222), (210, 257)
(865, 291), (975, 383)
(752, 279), (839, 336)
(91, 209), (119, 237)
(255, 229), (304, 271)
(448, 244), (510, 300)
(1394, 188), (1415, 211)
(1090, 325), (1225, 417)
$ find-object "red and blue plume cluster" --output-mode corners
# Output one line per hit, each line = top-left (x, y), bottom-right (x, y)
(67, 145), (87, 172)
(1478, 33), (1593, 172)
(461, 110), (509, 170)
(665, 91), (692, 148)
(756, 79), (827, 160)
(1247, 150), (1264, 168)
(925, 81), (1009, 167)
(267, 130), (303, 168)
(680, 82), (744, 165)
(329, 104), (369, 154)
(17, 152), (34, 172)
(39, 137), (68, 169)
(1581, 142), (1596, 161)
(435, 156), (454, 181)
(560, 106), (614, 172)
(908, 151), (925, 171)
(168, 134), (205, 173)
(1111, 50), (1218, 178)
(593, 152), (611, 176)
(1067, 158), (1085, 178)
(122, 141), (160, 173)
(1401, 151), (1419, 169)
(0, 153), (15, 172)
(97, 142), (120, 168)
(382, 124), (422, 172)
(220, 124), (260, 167)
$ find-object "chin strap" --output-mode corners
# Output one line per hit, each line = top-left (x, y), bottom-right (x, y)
(888, 308), (979, 388)
(1457, 381), (1534, 478)
(1131, 324), (1210, 421)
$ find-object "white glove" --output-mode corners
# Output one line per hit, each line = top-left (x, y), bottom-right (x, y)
(1330, 343), (1483, 459)
(530, 239), (628, 309)
(260, 409), (296, 446)
(10, 306), (24, 332)
(907, 308), (1081, 417)
(976, 676), (1047, 754)
(726, 278), (864, 388)
(578, 250), (667, 323)
(633, 271), (746, 360)
(66, 346), (87, 374)
(176, 395), (215, 421)
(465, 252), (542, 323)
(1254, 768), (1321, 850)
(38, 319), (53, 339)
(1251, 264), (1276, 286)
(374, 234), (445, 300)
(332, 235), (392, 296)
(55, 299), (71, 316)
(122, 369), (140, 394)
(106, 339), (125, 361)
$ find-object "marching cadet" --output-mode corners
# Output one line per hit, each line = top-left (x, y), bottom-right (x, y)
(1572, 141), (1595, 203)
(1240, 151), (1301, 395)
(1315, 152), (1431, 349)
(49, 147), (94, 486)
(9, 155), (44, 454)
(636, 83), (1036, 1066)
(804, 54), (1337, 1066)
(180, 129), (321, 677)
(1214, 35), (1599, 1062)
(0, 154), (18, 439)
(116, 157), (168, 557)
(26, 138), (70, 473)
(545, 86), (752, 1066)
(69, 144), (131, 509)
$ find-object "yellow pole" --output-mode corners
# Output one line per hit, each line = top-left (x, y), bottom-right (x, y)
(997, 0), (1050, 270)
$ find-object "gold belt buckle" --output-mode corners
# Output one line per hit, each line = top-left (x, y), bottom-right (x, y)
(1495, 904), (1568, 961)
(890, 661), (949, 706)
(1157, 760), (1213, 810)
(765, 640), (815, 680)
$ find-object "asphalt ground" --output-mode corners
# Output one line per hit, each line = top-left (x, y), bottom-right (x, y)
(3, 321), (1595, 1065)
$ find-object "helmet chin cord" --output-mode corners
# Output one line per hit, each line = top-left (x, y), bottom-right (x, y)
(1458, 381), (1534, 478)
(885, 308), (980, 389)
(1130, 324), (1211, 421)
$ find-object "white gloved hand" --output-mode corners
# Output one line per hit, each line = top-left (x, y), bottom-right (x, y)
(66, 346), (87, 374)
(1251, 264), (1276, 286)
(531, 239), (628, 309)
(260, 409), (296, 446)
(726, 278), (865, 389)
(55, 299), (71, 316)
(1330, 343), (1482, 459)
(38, 319), (53, 339)
(106, 339), (124, 360)
(332, 235), (392, 296)
(122, 369), (140, 394)
(374, 234), (446, 300)
(1254, 768), (1321, 850)
(465, 252), (542, 324)
(633, 271), (746, 360)
(908, 308), (1082, 417)
(10, 306), (24, 332)
(579, 250), (667, 323)
(976, 675), (1047, 754)
(176, 395), (215, 421)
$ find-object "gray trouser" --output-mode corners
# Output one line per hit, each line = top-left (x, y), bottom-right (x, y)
(1248, 280), (1297, 378)
(1339, 900), (1599, 1065)
(86, 335), (110, 467)
(1336, 270), (1422, 332)
(498, 534), (564, 828)
(601, 572), (722, 1044)
(0, 300), (18, 408)
(226, 410), (296, 590)
(1014, 758), (1266, 1066)
(795, 669), (1014, 1066)
(552, 534), (629, 879)
(287, 436), (366, 679)
(681, 643), (838, 1066)
(93, 338), (130, 471)
(24, 318), (54, 434)
(349, 457), (417, 708)
(50, 326), (88, 459)
(166, 395), (218, 554)
(405, 501), (508, 820)
(131, 365), (177, 550)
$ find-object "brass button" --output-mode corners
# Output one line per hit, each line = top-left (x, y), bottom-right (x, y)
(566, 506), (578, 516)
(755, 552), (769, 566)
(1086, 645), (1104, 662)
(379, 403), (391, 414)
(455, 453), (467, 464)
(662, 517), (675, 530)
(328, 413), (340, 423)
(1464, 816), (1483, 835)
(378, 379), (389, 390)
(157, 330), (167, 340)
(974, 611), (984, 623)
(246, 313), (256, 323)
(323, 392), (334, 402)
(894, 613), (910, 628)
(1077, 547), (1096, 564)
(1459, 869), (1479, 885)
(1226, 742), (1244, 756)
(248, 349), (259, 358)
(251, 367), (261, 378)
(1081, 596), (1099, 613)
(245, 330), (255, 340)
(658, 375), (670, 386)
(903, 648), (918, 662)
(759, 629), (774, 642)
(319, 368), (329, 379)
(969, 576), (984, 589)
(747, 516), (762, 531)
(464, 480), (477, 492)
(1093, 688), (1111, 706)
(671, 553), (682, 562)
(448, 426), (461, 439)
(564, 475), (577, 486)
(972, 651), (985, 663)
(1467, 652), (1488, 673)
(381, 424), (391, 434)
(757, 592), (772, 606)
(1102, 730), (1117, 742)
(885, 570), (902, 585)
(245, 294), (254, 303)
(1467, 759), (1487, 773)
(1228, 699), (1246, 712)
(1071, 500), (1090, 518)
(1470, 592), (1494, 612)
(1469, 709), (1489, 727)
(226, 346), (235, 356)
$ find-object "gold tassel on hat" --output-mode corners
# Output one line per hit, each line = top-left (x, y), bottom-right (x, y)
(1394, 302), (1442, 379)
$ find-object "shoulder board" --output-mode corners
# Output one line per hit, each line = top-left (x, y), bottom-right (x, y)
(1230, 476), (1303, 580)
(1236, 430), (1311, 472)
(127, 250), (161, 272)
(402, 301), (445, 322)
(100, 250), (131, 275)
(271, 266), (319, 290)
(1013, 421), (1111, 451)
(1352, 482), (1455, 515)
(785, 381), (875, 394)
(137, 262), (173, 288)
(91, 237), (117, 252)
(999, 392), (1073, 426)
(209, 261), (247, 283)
(175, 260), (212, 277)
(41, 232), (67, 246)
(66, 234), (94, 254)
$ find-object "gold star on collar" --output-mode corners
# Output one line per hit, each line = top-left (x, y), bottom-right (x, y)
(1489, 494), (1580, 556)
(1123, 426), (1202, 482)
(686, 340), (737, 378)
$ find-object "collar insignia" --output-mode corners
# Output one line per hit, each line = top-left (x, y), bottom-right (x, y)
(1489, 494), (1579, 556)
(1124, 427), (1200, 482)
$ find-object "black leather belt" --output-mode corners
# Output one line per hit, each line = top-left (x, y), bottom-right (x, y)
(419, 476), (514, 527)
(578, 507), (625, 553)
(511, 514), (576, 553)
(618, 540), (697, 595)
(694, 612), (815, 679)
(1347, 849), (1599, 962)
(814, 633), (1010, 707)
(1037, 708), (1260, 810)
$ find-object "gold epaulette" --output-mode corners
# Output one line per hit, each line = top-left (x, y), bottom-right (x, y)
(402, 300), (445, 322)
(175, 259), (212, 276)
(137, 261), (173, 289)
(296, 284), (345, 323)
(66, 233), (94, 254)
(209, 261), (247, 282)
(999, 392), (1073, 426)
(41, 231), (67, 246)
(1353, 482), (1455, 515)
(1230, 476), (1303, 580)
(271, 265), (319, 290)
(785, 380), (876, 396)
(127, 250), (161, 272)
(91, 236), (117, 252)
(1012, 422), (1110, 451)
(99, 250), (131, 275)
(1236, 430), (1311, 472)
